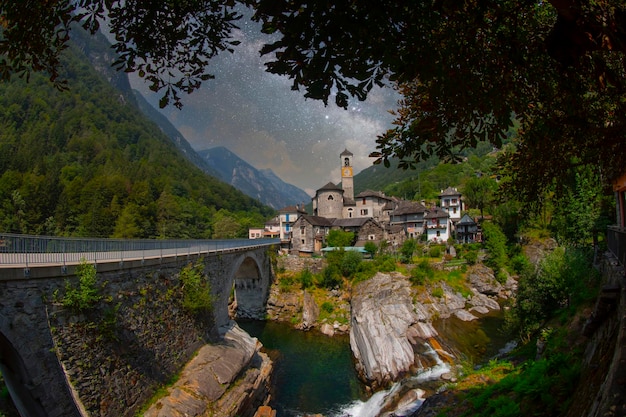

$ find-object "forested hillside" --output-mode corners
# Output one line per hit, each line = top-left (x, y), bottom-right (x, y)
(354, 141), (498, 201)
(0, 41), (273, 238)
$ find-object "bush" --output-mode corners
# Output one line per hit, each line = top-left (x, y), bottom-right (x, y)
(463, 249), (479, 265)
(318, 264), (342, 289)
(400, 239), (418, 263)
(364, 241), (377, 258)
(341, 250), (362, 278)
(63, 259), (101, 312)
(482, 222), (509, 276)
(409, 259), (435, 285)
(180, 262), (213, 314)
(298, 268), (314, 289)
(321, 302), (334, 314)
(428, 245), (443, 258)
(375, 254), (397, 272)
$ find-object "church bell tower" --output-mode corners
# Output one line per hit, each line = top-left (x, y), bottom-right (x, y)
(340, 148), (354, 201)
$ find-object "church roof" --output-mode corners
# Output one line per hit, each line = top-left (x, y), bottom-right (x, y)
(340, 148), (353, 156)
(317, 182), (343, 192)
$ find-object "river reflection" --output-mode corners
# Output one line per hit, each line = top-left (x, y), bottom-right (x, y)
(238, 320), (368, 417)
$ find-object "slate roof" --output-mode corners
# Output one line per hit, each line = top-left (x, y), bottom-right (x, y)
(298, 214), (335, 227)
(457, 213), (477, 226)
(391, 200), (428, 215)
(340, 148), (353, 156)
(278, 205), (307, 214)
(424, 207), (449, 219)
(333, 217), (377, 228)
(439, 187), (461, 197)
(355, 189), (392, 200)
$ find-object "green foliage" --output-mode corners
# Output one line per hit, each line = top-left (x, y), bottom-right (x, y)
(463, 176), (497, 218)
(340, 250), (362, 278)
(326, 230), (355, 247)
(463, 352), (580, 417)
(179, 262), (212, 314)
(481, 222), (509, 282)
(63, 259), (100, 312)
(0, 41), (272, 237)
(409, 259), (435, 285)
(298, 268), (314, 290)
(317, 264), (342, 289)
(321, 302), (334, 314)
(551, 167), (614, 247)
(374, 255), (397, 272)
(363, 241), (377, 258)
(400, 239), (418, 263)
(511, 247), (599, 338)
(428, 245), (443, 258)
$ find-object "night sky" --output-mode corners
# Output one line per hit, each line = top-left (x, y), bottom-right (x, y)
(130, 15), (400, 196)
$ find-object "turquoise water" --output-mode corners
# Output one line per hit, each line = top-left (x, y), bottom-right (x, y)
(238, 320), (367, 416)
(239, 312), (510, 417)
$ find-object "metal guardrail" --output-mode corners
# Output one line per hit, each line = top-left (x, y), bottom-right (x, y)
(0, 233), (279, 268)
(607, 226), (626, 267)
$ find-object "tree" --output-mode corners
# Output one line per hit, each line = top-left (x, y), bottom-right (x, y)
(3, 1), (626, 200)
(463, 176), (497, 219)
(326, 229), (355, 248)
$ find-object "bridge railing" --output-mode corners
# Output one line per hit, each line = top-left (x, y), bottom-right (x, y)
(0, 233), (279, 267)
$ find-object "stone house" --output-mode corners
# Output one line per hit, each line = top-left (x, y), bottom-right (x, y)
(333, 217), (385, 245)
(291, 215), (334, 255)
(278, 204), (307, 246)
(353, 190), (394, 222)
(389, 200), (428, 239)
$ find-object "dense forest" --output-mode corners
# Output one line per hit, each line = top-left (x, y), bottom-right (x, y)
(0, 42), (273, 238)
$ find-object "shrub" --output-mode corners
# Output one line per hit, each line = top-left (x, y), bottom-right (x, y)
(298, 268), (314, 289)
(463, 249), (479, 265)
(321, 302), (334, 314)
(409, 259), (435, 285)
(63, 259), (101, 312)
(375, 254), (397, 272)
(341, 250), (362, 278)
(318, 264), (342, 289)
(400, 239), (418, 263)
(428, 245), (442, 258)
(364, 241), (377, 258)
(180, 262), (213, 314)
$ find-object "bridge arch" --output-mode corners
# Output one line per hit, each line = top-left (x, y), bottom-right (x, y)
(0, 331), (48, 417)
(210, 249), (272, 329)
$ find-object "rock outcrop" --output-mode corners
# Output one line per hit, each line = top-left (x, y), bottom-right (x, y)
(350, 272), (438, 389)
(144, 322), (271, 417)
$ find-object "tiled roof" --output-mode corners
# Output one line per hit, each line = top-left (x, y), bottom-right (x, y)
(424, 207), (449, 219)
(298, 214), (335, 227)
(355, 189), (392, 200)
(392, 200), (428, 215)
(340, 148), (353, 156)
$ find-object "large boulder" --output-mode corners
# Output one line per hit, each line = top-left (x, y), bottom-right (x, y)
(350, 272), (437, 389)
(144, 322), (271, 417)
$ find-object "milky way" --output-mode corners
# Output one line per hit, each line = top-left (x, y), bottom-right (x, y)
(130, 14), (399, 196)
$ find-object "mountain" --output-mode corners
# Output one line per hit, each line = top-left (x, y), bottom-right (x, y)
(0, 31), (273, 238)
(198, 147), (311, 210)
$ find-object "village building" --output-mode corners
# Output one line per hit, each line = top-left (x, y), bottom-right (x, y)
(250, 148), (469, 252)
(389, 200), (428, 239)
(424, 206), (451, 243)
(439, 187), (463, 222)
(456, 213), (480, 243)
(277, 204), (307, 247)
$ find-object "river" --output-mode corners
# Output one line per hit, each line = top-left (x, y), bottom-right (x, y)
(240, 312), (512, 417)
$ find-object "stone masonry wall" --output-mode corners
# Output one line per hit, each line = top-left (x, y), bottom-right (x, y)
(43, 247), (271, 417)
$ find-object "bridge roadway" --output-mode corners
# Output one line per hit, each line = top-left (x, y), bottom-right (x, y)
(0, 234), (279, 279)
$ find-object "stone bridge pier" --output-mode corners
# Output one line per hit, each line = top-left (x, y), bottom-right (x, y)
(0, 244), (275, 417)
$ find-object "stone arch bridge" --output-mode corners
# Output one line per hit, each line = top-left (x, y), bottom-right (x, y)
(0, 234), (278, 417)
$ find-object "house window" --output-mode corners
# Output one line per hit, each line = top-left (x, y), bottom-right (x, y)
(436, 231), (441, 237)
(300, 226), (305, 234)
(368, 235), (376, 240)
(362, 198), (366, 205)
(328, 195), (334, 200)
(360, 209), (368, 215)
(301, 239), (305, 244)
(453, 207), (457, 214)
(452, 199), (457, 204)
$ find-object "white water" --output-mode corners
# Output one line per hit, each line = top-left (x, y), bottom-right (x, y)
(333, 342), (451, 417)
